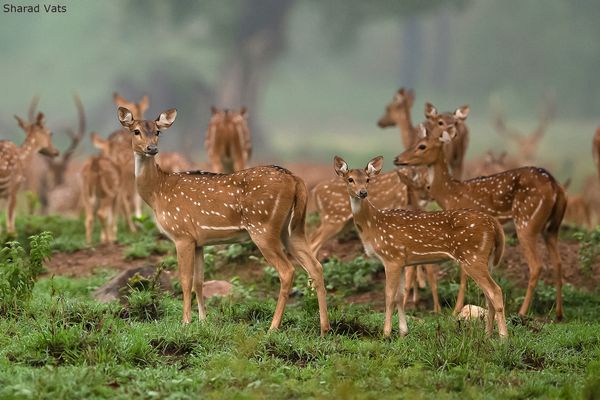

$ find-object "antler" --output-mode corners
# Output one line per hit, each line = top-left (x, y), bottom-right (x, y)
(27, 95), (40, 122)
(61, 93), (86, 161)
(532, 92), (556, 140)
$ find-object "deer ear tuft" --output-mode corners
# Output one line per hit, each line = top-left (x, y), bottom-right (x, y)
(156, 109), (177, 129)
(118, 107), (134, 127)
(438, 130), (455, 143)
(366, 156), (384, 176)
(455, 105), (470, 120)
(417, 123), (427, 138)
(425, 102), (438, 118)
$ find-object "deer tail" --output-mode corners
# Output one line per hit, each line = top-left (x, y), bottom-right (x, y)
(545, 182), (567, 238)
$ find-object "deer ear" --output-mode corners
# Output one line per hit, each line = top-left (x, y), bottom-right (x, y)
(118, 107), (134, 127)
(454, 105), (470, 120)
(334, 155), (348, 177)
(14, 115), (29, 130)
(438, 130), (455, 143)
(417, 123), (427, 139)
(366, 156), (384, 177)
(425, 102), (438, 119)
(113, 93), (128, 107)
(91, 132), (108, 151)
(139, 95), (150, 114)
(156, 109), (177, 129)
(35, 112), (45, 125)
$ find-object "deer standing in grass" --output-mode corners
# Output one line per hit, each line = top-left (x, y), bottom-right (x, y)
(0, 112), (59, 233)
(395, 121), (567, 320)
(205, 107), (252, 173)
(117, 106), (330, 334)
(334, 155), (508, 337)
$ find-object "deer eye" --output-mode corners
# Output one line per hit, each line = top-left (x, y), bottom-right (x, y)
(134, 129), (141, 135)
(438, 121), (444, 126)
(348, 178), (354, 183)
(418, 144), (427, 150)
(156, 131), (161, 136)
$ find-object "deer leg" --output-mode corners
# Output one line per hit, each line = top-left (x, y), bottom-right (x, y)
(402, 266), (415, 308)
(453, 268), (468, 315)
(286, 235), (331, 335)
(461, 261), (508, 338)
(119, 192), (137, 233)
(383, 264), (403, 337)
(253, 238), (295, 331)
(309, 219), (347, 256)
(175, 240), (195, 324)
(394, 268), (408, 336)
(133, 192), (142, 219)
(97, 205), (110, 244)
(7, 189), (17, 233)
(425, 264), (441, 313)
(486, 296), (496, 336)
(193, 246), (207, 320)
(516, 231), (542, 317)
(544, 231), (563, 320)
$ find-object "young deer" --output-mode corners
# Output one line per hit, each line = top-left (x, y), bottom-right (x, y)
(0, 112), (59, 232)
(395, 123), (567, 320)
(117, 106), (330, 334)
(80, 154), (121, 243)
(334, 155), (508, 337)
(205, 107), (252, 173)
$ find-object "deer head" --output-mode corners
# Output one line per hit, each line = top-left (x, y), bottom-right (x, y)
(118, 107), (177, 157)
(15, 112), (59, 157)
(424, 102), (469, 129)
(113, 93), (150, 120)
(334, 155), (384, 200)
(394, 124), (456, 167)
(377, 88), (415, 128)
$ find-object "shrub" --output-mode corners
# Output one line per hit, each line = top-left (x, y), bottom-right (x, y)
(124, 265), (166, 321)
(0, 231), (52, 316)
(573, 227), (600, 275)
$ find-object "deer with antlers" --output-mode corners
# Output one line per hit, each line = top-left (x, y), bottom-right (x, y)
(395, 118), (567, 320)
(116, 106), (330, 334)
(205, 107), (252, 173)
(492, 95), (556, 165)
(0, 112), (59, 232)
(334, 155), (508, 337)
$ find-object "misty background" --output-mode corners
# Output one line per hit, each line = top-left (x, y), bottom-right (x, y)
(0, 0), (598, 186)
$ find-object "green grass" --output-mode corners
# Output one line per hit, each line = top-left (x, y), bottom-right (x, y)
(1, 214), (600, 399)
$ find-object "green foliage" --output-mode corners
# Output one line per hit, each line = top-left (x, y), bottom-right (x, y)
(574, 227), (600, 275)
(0, 232), (52, 316)
(124, 265), (166, 322)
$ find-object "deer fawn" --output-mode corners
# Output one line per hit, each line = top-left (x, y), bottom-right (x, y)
(334, 155), (508, 337)
(205, 107), (252, 173)
(0, 112), (59, 232)
(117, 106), (330, 334)
(395, 122), (567, 320)
(80, 154), (121, 243)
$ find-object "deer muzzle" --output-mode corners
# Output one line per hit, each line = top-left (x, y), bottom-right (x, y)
(145, 145), (158, 156)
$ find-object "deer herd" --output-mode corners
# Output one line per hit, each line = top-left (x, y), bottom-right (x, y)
(1, 87), (599, 339)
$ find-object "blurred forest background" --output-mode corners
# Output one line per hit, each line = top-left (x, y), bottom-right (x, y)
(0, 0), (599, 185)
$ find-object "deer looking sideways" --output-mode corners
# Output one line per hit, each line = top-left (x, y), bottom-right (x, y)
(0, 112), (59, 232)
(334, 155), (508, 338)
(117, 106), (330, 334)
(205, 107), (252, 173)
(377, 88), (470, 179)
(395, 121), (567, 320)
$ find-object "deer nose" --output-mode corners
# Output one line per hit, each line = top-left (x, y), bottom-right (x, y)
(146, 144), (158, 155)
(359, 189), (368, 198)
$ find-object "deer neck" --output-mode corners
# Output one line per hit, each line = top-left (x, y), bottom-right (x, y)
(18, 135), (39, 162)
(396, 107), (416, 148)
(349, 195), (376, 231)
(134, 153), (166, 207)
(427, 150), (462, 208)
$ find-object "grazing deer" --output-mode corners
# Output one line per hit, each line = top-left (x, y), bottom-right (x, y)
(0, 112), (59, 232)
(492, 95), (555, 165)
(334, 155), (508, 337)
(395, 122), (567, 320)
(117, 106), (330, 334)
(205, 107), (252, 173)
(80, 154), (121, 243)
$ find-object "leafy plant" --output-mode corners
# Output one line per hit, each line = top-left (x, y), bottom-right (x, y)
(124, 265), (166, 321)
(573, 227), (600, 275)
(0, 231), (52, 316)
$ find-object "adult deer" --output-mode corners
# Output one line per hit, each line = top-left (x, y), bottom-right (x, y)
(80, 154), (121, 243)
(395, 122), (567, 320)
(205, 107), (252, 173)
(492, 95), (556, 165)
(334, 155), (507, 337)
(0, 112), (59, 232)
(117, 106), (330, 334)
(377, 88), (417, 149)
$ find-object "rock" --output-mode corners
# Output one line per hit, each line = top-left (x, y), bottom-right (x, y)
(93, 265), (172, 303)
(457, 304), (488, 321)
(203, 280), (233, 298)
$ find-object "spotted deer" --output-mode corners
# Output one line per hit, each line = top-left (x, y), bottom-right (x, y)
(492, 95), (555, 165)
(395, 123), (567, 320)
(205, 107), (252, 173)
(117, 106), (330, 334)
(377, 88), (417, 148)
(334, 155), (508, 337)
(80, 154), (121, 243)
(0, 112), (59, 232)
